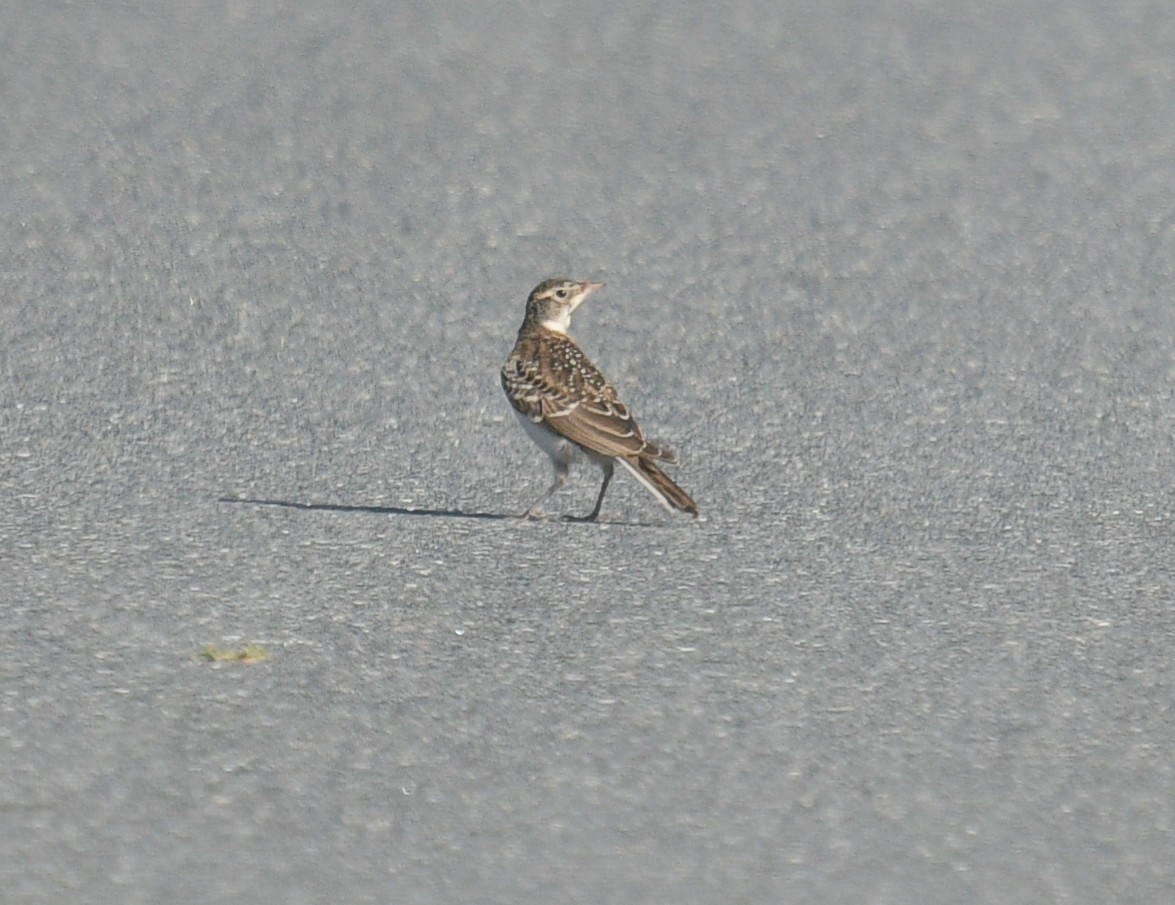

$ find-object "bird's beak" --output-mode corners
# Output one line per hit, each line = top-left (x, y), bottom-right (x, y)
(568, 279), (601, 312)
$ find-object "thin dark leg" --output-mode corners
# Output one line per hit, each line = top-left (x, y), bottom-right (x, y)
(523, 462), (569, 519)
(581, 461), (614, 521)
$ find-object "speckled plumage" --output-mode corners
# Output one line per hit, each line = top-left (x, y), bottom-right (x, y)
(501, 278), (698, 520)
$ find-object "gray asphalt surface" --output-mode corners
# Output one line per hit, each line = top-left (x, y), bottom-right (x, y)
(3, 2), (1174, 903)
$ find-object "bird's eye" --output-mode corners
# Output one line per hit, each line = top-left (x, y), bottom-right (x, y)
(554, 288), (568, 300)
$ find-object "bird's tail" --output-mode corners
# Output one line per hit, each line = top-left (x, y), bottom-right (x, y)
(618, 456), (699, 516)
(641, 440), (677, 464)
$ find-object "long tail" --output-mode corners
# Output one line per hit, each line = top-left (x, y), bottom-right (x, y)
(617, 456), (699, 516)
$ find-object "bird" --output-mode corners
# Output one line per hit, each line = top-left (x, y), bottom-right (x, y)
(500, 277), (698, 521)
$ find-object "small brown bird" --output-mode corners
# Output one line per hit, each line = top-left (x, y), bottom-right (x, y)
(501, 277), (698, 520)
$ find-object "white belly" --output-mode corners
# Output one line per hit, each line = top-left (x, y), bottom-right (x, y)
(512, 408), (614, 471)
(513, 409), (575, 465)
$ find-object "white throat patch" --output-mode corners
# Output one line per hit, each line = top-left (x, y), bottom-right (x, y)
(540, 310), (572, 333)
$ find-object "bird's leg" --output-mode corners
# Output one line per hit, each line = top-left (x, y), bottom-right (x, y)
(522, 461), (569, 519)
(571, 460), (614, 522)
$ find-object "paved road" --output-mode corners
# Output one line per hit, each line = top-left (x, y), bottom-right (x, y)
(3, 2), (1173, 902)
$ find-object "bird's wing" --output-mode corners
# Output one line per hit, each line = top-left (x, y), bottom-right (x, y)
(544, 385), (650, 459)
(502, 333), (675, 461)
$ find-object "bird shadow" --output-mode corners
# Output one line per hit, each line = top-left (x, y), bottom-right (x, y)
(217, 496), (665, 527)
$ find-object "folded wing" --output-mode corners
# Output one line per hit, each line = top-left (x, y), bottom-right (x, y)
(502, 332), (675, 463)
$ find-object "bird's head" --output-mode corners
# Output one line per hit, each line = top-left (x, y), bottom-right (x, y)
(524, 277), (604, 333)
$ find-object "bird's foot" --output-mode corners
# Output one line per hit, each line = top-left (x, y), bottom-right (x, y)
(563, 509), (602, 523)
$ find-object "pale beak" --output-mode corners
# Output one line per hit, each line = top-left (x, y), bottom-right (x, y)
(575, 281), (604, 308)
